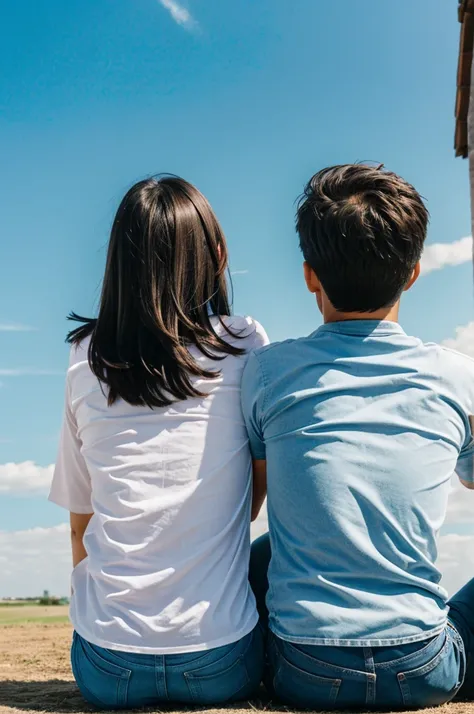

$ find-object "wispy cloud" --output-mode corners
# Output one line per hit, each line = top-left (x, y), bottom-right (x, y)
(420, 236), (472, 276)
(157, 0), (195, 29)
(0, 368), (63, 377)
(0, 323), (37, 332)
(231, 270), (249, 276)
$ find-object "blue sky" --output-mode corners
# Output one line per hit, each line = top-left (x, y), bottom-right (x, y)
(1, 0), (473, 596)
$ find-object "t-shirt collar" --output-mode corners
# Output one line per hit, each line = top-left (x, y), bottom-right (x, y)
(314, 320), (407, 338)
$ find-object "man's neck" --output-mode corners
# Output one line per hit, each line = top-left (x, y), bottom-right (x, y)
(323, 304), (400, 325)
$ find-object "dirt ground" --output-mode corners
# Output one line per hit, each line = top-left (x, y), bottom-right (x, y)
(1, 623), (474, 714)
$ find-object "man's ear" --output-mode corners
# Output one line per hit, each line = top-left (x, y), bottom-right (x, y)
(304, 262), (324, 315)
(404, 261), (421, 292)
(303, 262), (321, 294)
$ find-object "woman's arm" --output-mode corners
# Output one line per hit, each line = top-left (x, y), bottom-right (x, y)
(70, 512), (93, 568)
(251, 459), (267, 522)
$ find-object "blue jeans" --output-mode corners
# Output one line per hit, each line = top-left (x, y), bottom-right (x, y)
(71, 625), (264, 710)
(250, 533), (474, 710)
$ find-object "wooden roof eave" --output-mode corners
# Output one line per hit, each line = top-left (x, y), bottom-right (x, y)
(455, 0), (474, 158)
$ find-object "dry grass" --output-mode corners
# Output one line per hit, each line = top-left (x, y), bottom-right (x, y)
(0, 622), (473, 714)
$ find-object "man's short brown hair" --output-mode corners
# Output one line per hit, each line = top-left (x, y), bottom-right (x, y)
(296, 164), (429, 312)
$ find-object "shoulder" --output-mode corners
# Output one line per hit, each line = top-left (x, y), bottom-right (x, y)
(215, 315), (270, 350)
(417, 340), (474, 412)
(250, 333), (312, 366)
(436, 344), (474, 370)
(423, 340), (474, 375)
(243, 335), (307, 392)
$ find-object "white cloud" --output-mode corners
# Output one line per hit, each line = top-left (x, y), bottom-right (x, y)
(231, 270), (249, 276)
(157, 0), (195, 28)
(441, 322), (474, 358)
(420, 236), (472, 276)
(0, 524), (71, 598)
(0, 461), (54, 495)
(0, 323), (36, 332)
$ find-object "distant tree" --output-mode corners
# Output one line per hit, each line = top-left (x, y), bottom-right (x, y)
(39, 590), (61, 606)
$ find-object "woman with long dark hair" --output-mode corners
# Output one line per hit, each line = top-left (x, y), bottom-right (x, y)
(49, 176), (269, 709)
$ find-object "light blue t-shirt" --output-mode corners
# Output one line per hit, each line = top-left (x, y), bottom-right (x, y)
(242, 320), (474, 646)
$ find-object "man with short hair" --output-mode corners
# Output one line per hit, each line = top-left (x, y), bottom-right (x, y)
(243, 164), (474, 710)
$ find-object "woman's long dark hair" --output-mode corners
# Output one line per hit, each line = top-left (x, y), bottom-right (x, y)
(67, 176), (245, 408)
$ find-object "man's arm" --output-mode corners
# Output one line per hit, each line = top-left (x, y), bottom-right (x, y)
(252, 459), (267, 521)
(241, 352), (268, 521)
(70, 512), (93, 568)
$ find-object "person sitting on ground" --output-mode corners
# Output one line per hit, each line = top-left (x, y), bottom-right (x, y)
(244, 164), (474, 711)
(49, 176), (268, 710)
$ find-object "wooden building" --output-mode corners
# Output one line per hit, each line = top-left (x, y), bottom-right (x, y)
(455, 0), (474, 158)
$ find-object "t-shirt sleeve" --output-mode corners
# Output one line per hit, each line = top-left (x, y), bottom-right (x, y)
(241, 351), (267, 460)
(455, 416), (474, 486)
(49, 377), (93, 514)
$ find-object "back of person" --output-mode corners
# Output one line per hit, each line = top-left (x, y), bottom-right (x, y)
(246, 322), (473, 644)
(244, 164), (474, 711)
(49, 176), (268, 709)
(56, 315), (265, 654)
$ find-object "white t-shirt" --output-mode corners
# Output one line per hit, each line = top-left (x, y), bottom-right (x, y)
(49, 315), (269, 654)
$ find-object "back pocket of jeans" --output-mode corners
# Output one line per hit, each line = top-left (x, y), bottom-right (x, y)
(184, 655), (250, 704)
(397, 635), (464, 709)
(273, 656), (341, 710)
(72, 635), (131, 709)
